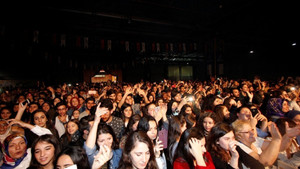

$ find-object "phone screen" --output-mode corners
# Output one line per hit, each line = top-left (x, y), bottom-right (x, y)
(22, 99), (30, 106)
(88, 90), (97, 95)
(250, 108), (258, 116)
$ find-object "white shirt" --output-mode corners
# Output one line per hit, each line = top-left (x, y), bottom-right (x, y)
(55, 116), (69, 137)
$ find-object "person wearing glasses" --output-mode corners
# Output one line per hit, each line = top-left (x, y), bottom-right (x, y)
(231, 119), (282, 168)
(54, 102), (69, 138)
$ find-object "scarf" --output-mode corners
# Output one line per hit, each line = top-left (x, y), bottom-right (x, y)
(1, 133), (28, 169)
(266, 98), (285, 117)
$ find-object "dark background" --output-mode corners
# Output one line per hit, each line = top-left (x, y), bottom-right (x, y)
(0, 0), (299, 84)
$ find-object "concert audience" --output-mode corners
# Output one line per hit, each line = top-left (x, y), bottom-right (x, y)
(0, 76), (299, 168)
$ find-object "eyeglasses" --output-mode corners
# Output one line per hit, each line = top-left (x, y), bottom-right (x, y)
(238, 129), (254, 134)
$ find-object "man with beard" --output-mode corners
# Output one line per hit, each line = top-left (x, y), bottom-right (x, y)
(99, 98), (124, 141)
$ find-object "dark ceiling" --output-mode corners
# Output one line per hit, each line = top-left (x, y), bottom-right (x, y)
(1, 0), (299, 82)
(3, 0), (298, 43)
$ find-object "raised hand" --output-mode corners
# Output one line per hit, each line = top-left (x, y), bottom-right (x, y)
(18, 102), (27, 112)
(92, 145), (113, 169)
(7, 119), (27, 128)
(228, 140), (239, 158)
(189, 138), (204, 158)
(189, 138), (206, 166)
(250, 112), (258, 129)
(95, 104), (108, 122)
(254, 111), (267, 122)
(285, 122), (300, 138)
(154, 108), (163, 123)
(228, 140), (239, 169)
(125, 86), (133, 95)
(154, 137), (163, 158)
(47, 86), (55, 94)
(246, 91), (254, 101)
(268, 122), (282, 141)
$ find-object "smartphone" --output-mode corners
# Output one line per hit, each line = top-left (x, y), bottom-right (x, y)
(187, 96), (194, 102)
(88, 90), (97, 95)
(22, 99), (30, 106)
(173, 109), (179, 116)
(250, 108), (258, 116)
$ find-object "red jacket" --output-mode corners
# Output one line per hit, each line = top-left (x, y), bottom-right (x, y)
(173, 152), (215, 169)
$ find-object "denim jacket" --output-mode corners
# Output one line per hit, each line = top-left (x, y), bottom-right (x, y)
(83, 142), (122, 169)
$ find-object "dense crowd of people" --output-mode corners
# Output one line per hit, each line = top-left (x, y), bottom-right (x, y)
(0, 75), (300, 169)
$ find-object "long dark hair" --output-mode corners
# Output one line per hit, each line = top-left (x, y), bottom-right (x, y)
(56, 146), (90, 169)
(124, 114), (141, 135)
(65, 119), (80, 142)
(197, 111), (218, 136)
(206, 122), (233, 162)
(173, 127), (206, 169)
(179, 104), (193, 116)
(30, 134), (61, 168)
(97, 123), (118, 149)
(167, 115), (186, 162)
(137, 115), (158, 144)
(120, 103), (133, 121)
(214, 104), (228, 122)
(118, 131), (159, 169)
(31, 109), (59, 139)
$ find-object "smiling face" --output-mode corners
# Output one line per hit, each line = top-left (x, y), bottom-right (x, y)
(72, 110), (80, 119)
(71, 98), (79, 107)
(42, 103), (50, 112)
(34, 141), (55, 166)
(57, 105), (67, 116)
(1, 109), (12, 120)
(282, 100), (290, 113)
(67, 121), (79, 135)
(130, 141), (151, 169)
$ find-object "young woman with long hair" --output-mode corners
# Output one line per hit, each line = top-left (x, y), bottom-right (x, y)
(173, 127), (215, 169)
(206, 122), (239, 169)
(117, 131), (159, 169)
(29, 134), (61, 169)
